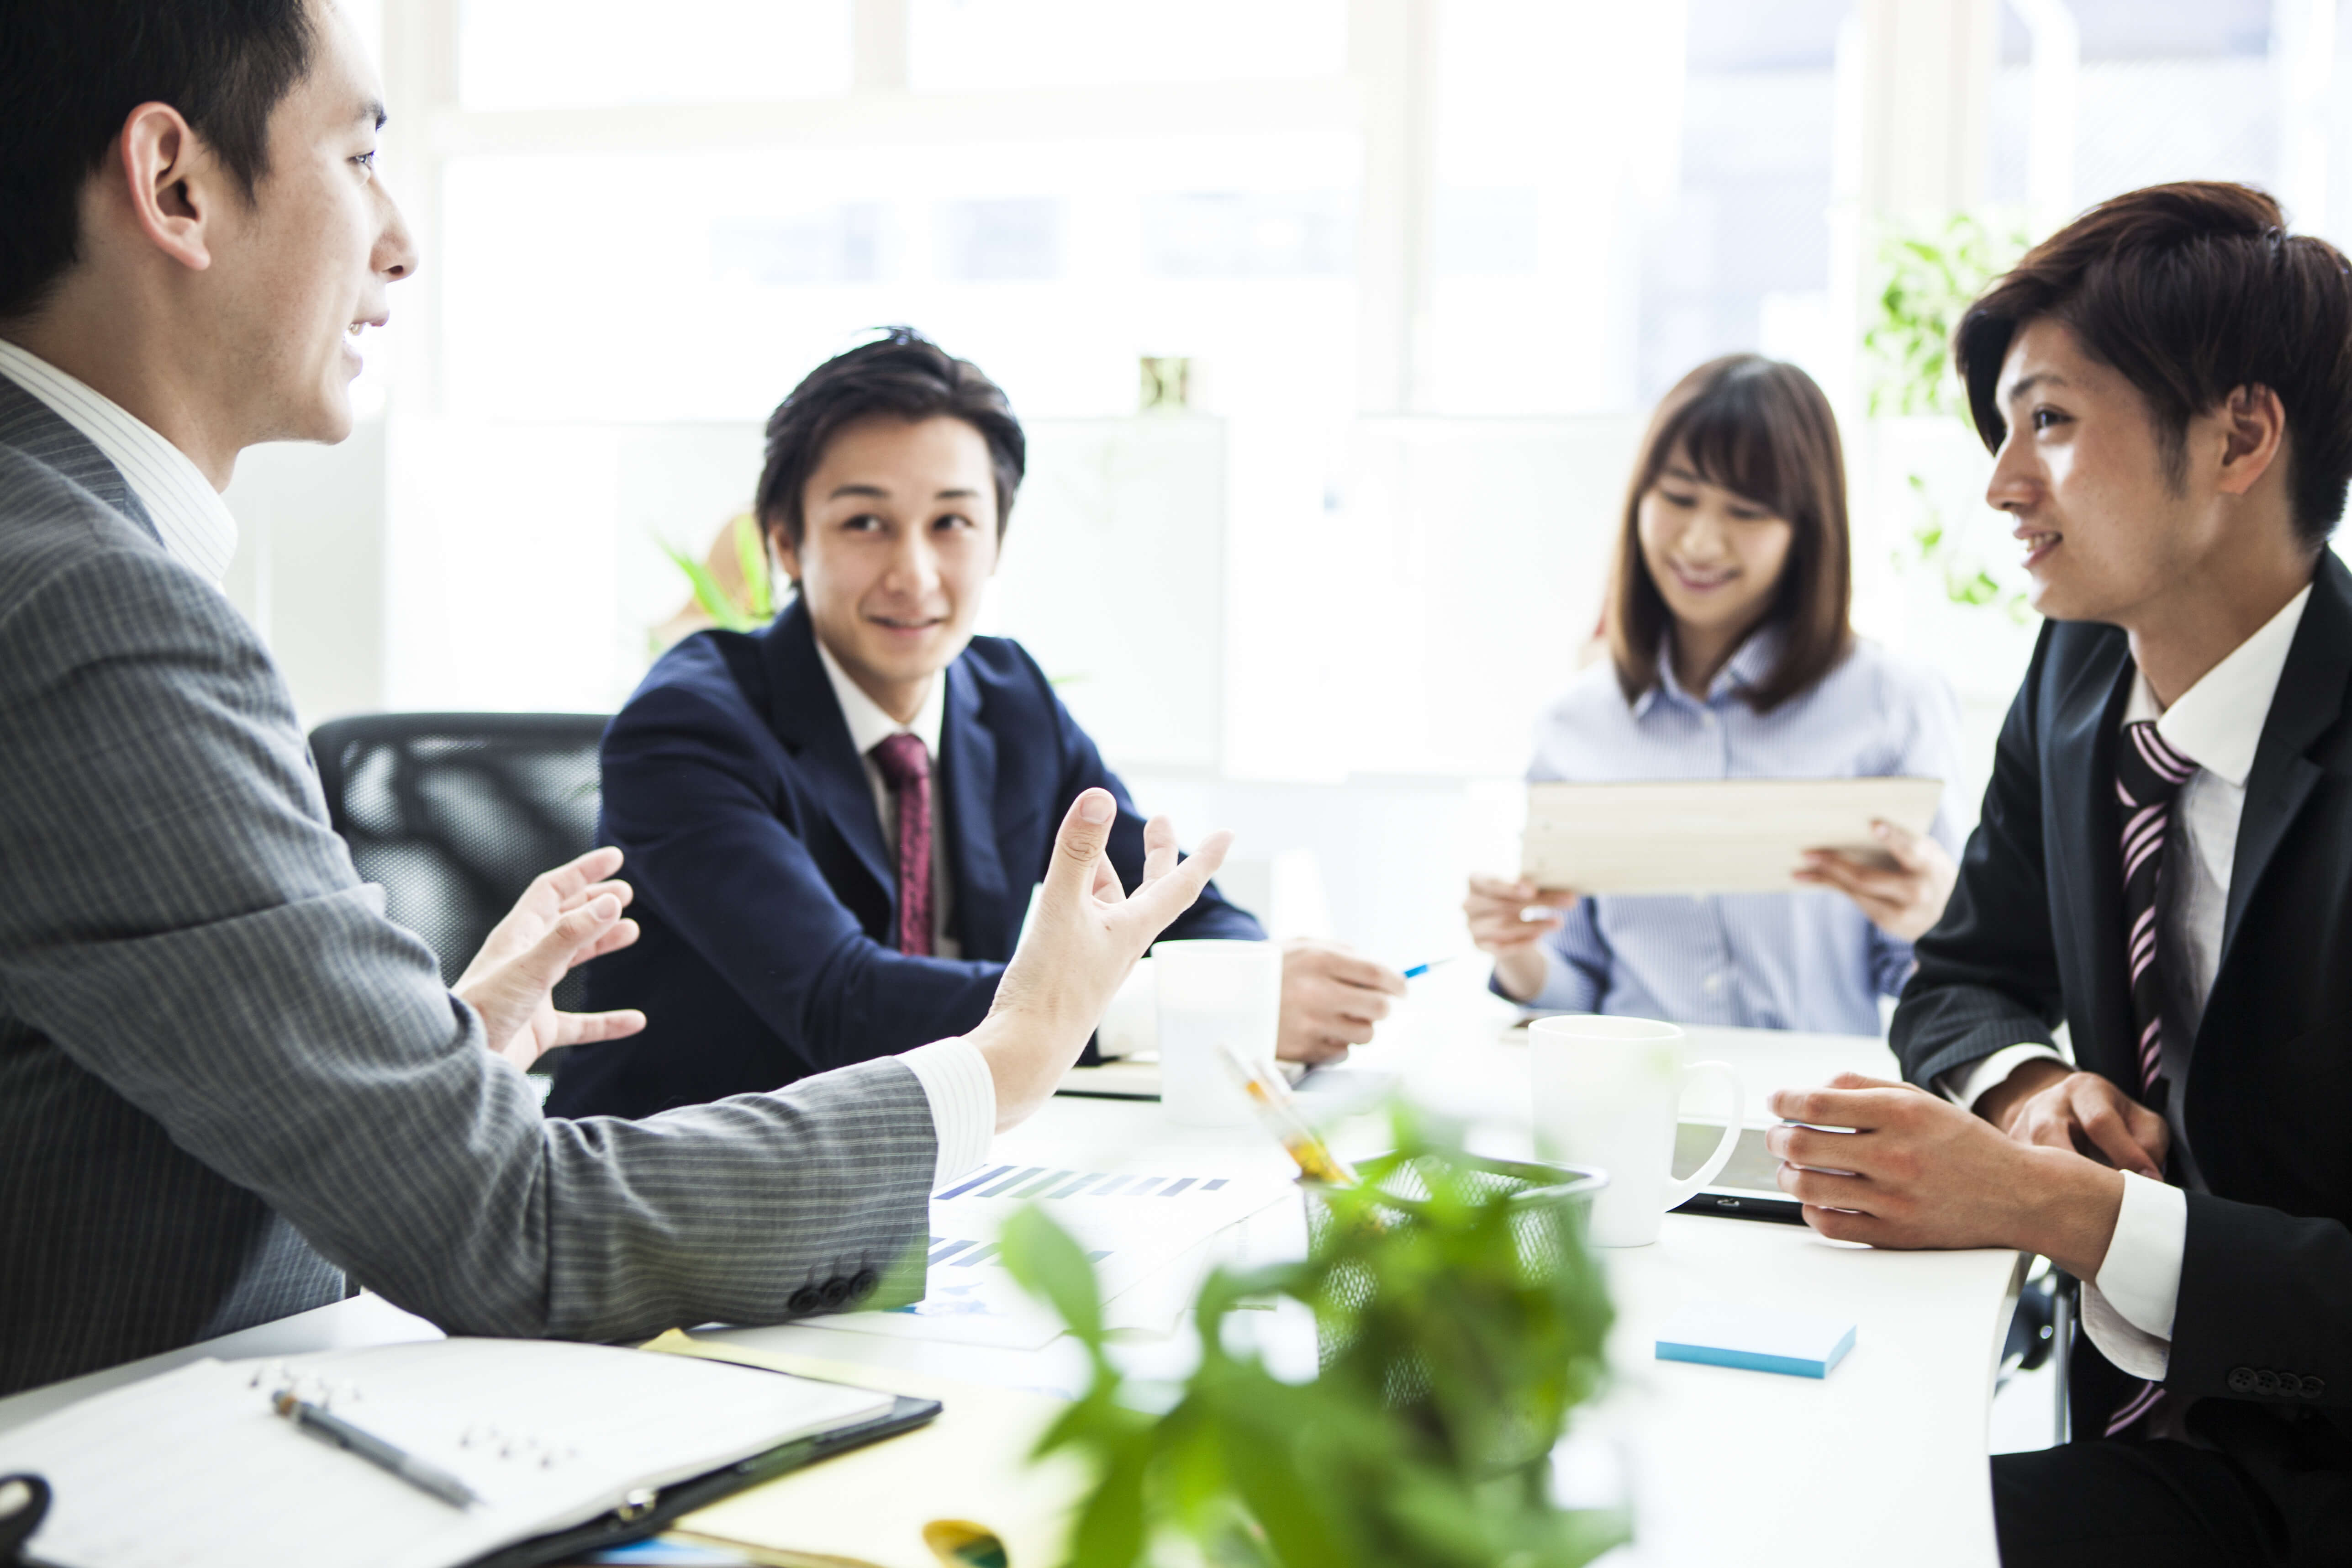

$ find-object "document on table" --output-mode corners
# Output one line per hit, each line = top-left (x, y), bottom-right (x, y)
(658, 1336), (1088, 1568)
(0, 1339), (891, 1568)
(1519, 776), (1945, 894)
(800, 1148), (1297, 1348)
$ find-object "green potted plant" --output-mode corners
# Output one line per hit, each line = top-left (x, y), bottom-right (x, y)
(1000, 1112), (1625, 1568)
(1861, 211), (2036, 625)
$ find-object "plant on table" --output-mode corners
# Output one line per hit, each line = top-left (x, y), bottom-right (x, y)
(1000, 1110), (1624, 1568)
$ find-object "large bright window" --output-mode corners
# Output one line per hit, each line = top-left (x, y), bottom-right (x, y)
(458, 0), (854, 108)
(438, 132), (1360, 424)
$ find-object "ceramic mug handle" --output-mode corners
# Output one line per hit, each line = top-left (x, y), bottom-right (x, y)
(1660, 1060), (1746, 1208)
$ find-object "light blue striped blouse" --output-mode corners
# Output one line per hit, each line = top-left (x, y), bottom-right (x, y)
(1507, 628), (1966, 1036)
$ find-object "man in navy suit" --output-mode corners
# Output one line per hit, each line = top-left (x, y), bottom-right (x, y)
(551, 331), (1407, 1119)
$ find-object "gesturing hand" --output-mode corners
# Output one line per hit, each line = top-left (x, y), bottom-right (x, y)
(1764, 1072), (2125, 1279)
(1794, 819), (1957, 943)
(1277, 939), (1410, 1065)
(1975, 1058), (2169, 1180)
(1462, 875), (1577, 1003)
(976, 788), (1232, 1130)
(453, 846), (647, 1071)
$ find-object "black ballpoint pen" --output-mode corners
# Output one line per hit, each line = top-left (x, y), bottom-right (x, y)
(274, 1392), (481, 1509)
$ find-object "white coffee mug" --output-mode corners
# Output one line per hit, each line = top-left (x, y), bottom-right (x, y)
(1528, 1015), (1745, 1247)
(1153, 940), (1283, 1126)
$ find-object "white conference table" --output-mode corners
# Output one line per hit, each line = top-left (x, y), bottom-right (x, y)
(0, 971), (2023, 1567)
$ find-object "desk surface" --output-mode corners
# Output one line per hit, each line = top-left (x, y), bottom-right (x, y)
(0, 975), (2020, 1567)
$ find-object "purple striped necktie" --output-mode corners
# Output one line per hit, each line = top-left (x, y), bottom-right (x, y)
(2104, 716), (2196, 1438)
(872, 733), (934, 958)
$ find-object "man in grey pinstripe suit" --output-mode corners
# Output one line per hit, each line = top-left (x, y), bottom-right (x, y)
(0, 0), (1229, 1396)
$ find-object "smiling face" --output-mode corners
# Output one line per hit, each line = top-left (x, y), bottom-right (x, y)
(207, 0), (414, 446)
(1634, 449), (1797, 665)
(774, 413), (1002, 721)
(1986, 317), (2218, 625)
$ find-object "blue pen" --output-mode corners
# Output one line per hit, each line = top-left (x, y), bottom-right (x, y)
(1400, 957), (1462, 981)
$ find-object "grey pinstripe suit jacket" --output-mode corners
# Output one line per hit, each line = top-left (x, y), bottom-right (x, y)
(0, 377), (938, 1395)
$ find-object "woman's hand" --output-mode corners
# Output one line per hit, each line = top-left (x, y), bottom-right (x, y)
(1795, 820), (1957, 944)
(453, 847), (646, 1070)
(970, 788), (1232, 1130)
(1463, 875), (1576, 1003)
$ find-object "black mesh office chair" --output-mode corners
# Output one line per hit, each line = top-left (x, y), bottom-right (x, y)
(308, 713), (611, 1028)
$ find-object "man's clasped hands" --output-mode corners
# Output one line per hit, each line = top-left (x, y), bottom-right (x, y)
(1767, 1056), (2170, 1276)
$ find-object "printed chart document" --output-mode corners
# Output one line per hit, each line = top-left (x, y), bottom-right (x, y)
(800, 1146), (1297, 1349)
(1520, 776), (1945, 894)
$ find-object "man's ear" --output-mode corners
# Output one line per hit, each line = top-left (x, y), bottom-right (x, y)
(116, 102), (219, 273)
(2214, 383), (2288, 498)
(767, 518), (802, 586)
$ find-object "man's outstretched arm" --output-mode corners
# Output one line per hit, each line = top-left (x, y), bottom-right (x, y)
(0, 533), (1223, 1346)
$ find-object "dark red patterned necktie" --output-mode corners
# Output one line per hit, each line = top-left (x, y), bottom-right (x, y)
(872, 733), (933, 958)
(2105, 717), (2195, 1438)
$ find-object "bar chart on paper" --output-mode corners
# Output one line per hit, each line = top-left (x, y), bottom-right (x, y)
(801, 1150), (1297, 1348)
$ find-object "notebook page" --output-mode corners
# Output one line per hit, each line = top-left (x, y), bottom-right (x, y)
(0, 1340), (891, 1568)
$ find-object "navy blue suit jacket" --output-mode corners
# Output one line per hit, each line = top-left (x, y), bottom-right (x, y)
(549, 599), (1263, 1118)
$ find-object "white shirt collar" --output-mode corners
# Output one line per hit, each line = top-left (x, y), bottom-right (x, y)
(2122, 583), (2312, 788)
(813, 629), (948, 760)
(0, 338), (238, 586)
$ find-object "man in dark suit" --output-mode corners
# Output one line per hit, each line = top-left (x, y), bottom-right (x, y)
(1760, 183), (2352, 1565)
(552, 333), (1408, 1119)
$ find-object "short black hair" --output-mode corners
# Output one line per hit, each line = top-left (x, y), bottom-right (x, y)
(0, 0), (317, 320)
(1956, 181), (2352, 544)
(755, 327), (1026, 551)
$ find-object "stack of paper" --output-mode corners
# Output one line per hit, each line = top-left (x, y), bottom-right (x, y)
(1655, 1301), (1857, 1378)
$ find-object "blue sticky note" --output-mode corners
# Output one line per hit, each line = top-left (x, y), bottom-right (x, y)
(1656, 1301), (1856, 1378)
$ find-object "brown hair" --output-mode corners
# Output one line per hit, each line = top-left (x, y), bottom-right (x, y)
(755, 327), (1025, 553)
(1955, 182), (2352, 544)
(1606, 354), (1854, 711)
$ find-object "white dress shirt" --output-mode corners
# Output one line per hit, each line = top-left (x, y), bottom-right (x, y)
(1949, 586), (2312, 1378)
(813, 636), (1161, 1064)
(0, 338), (238, 585)
(1, 341), (997, 1185)
(807, 639), (997, 1179)
(813, 637), (960, 960)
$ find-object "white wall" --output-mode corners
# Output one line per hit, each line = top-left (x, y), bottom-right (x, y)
(219, 421), (389, 729)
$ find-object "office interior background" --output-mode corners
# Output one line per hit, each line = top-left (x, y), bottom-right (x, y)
(233, 0), (2347, 967)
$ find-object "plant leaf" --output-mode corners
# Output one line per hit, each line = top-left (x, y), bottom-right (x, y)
(1000, 1205), (1105, 1348)
(660, 539), (755, 633)
(730, 512), (774, 620)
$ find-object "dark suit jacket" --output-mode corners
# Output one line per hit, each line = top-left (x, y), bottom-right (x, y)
(1894, 551), (2352, 1541)
(550, 600), (1263, 1118)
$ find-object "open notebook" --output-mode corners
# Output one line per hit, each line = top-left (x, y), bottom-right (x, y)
(0, 1339), (901, 1568)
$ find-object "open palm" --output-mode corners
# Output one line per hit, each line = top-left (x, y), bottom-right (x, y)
(453, 846), (646, 1069)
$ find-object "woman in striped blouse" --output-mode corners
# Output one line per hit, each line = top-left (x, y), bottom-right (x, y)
(1465, 354), (1967, 1036)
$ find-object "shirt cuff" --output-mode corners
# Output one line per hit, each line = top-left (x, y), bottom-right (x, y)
(2095, 1170), (2186, 1341)
(1936, 1042), (2065, 1110)
(2080, 1281), (2172, 1381)
(1094, 958), (1157, 1060)
(899, 1036), (997, 1188)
